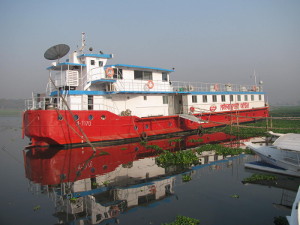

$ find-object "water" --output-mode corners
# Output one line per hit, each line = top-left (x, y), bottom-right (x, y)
(0, 115), (298, 225)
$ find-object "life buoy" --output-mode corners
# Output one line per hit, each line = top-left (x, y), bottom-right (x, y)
(214, 84), (219, 91)
(147, 80), (154, 89)
(252, 85), (257, 91)
(105, 67), (114, 78)
(190, 107), (195, 113)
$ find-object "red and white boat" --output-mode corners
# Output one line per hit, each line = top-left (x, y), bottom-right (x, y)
(23, 33), (269, 147)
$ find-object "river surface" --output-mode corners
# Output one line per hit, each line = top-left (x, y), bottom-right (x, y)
(0, 115), (299, 225)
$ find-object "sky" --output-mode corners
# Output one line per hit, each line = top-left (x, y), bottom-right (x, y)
(0, 0), (299, 105)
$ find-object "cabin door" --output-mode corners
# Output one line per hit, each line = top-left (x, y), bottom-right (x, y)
(174, 95), (183, 114)
(168, 96), (175, 115)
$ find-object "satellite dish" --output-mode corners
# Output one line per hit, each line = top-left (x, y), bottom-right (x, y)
(44, 44), (70, 60)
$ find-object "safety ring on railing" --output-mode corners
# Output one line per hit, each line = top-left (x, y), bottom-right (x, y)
(147, 80), (154, 89)
(105, 67), (114, 78)
(190, 106), (195, 113)
(214, 83), (219, 91)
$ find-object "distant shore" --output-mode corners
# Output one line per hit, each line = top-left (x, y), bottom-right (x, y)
(0, 110), (22, 116)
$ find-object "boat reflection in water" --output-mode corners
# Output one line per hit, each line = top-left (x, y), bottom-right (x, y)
(23, 131), (240, 224)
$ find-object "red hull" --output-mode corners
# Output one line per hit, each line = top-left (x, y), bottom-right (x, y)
(23, 107), (269, 147)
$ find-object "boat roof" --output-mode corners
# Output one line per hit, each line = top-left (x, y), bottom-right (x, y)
(105, 64), (174, 72)
(273, 133), (300, 152)
(77, 53), (113, 59)
(47, 62), (86, 70)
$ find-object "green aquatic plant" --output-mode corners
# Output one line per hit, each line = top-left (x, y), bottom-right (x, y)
(102, 180), (110, 186)
(243, 173), (277, 182)
(182, 174), (192, 182)
(188, 138), (204, 143)
(70, 197), (78, 203)
(140, 140), (148, 146)
(33, 205), (41, 211)
(156, 150), (198, 168)
(230, 194), (239, 198)
(162, 215), (200, 225)
(168, 138), (183, 143)
(146, 144), (163, 151)
(195, 144), (245, 156)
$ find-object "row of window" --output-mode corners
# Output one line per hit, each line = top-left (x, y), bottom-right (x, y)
(143, 94), (262, 105)
(134, 70), (168, 82)
(91, 60), (103, 67)
(192, 94), (262, 103)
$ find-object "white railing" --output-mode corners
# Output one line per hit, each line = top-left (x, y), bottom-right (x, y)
(115, 80), (173, 92)
(25, 94), (120, 113)
(112, 79), (262, 93)
(171, 81), (262, 92)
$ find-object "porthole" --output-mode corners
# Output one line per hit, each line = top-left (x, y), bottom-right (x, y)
(103, 165), (108, 170)
(169, 122), (172, 127)
(145, 124), (149, 129)
(58, 115), (63, 120)
(135, 147), (139, 151)
(73, 115), (79, 121)
(134, 126), (138, 130)
(101, 115), (106, 120)
(88, 115), (94, 120)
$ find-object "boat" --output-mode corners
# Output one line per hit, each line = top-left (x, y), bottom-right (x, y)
(22, 33), (269, 147)
(245, 133), (300, 173)
(287, 185), (300, 225)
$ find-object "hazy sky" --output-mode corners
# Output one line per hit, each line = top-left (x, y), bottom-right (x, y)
(0, 0), (299, 105)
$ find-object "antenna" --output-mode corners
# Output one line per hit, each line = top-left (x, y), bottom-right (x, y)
(44, 44), (70, 62)
(78, 32), (86, 53)
(251, 69), (257, 86)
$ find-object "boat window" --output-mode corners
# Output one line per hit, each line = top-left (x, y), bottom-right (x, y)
(73, 115), (79, 121)
(237, 95), (241, 101)
(134, 70), (153, 80)
(144, 96), (147, 100)
(230, 95), (234, 102)
(98, 61), (103, 67)
(144, 71), (152, 80)
(134, 70), (143, 80)
(259, 95), (262, 100)
(58, 115), (63, 120)
(88, 115), (94, 120)
(91, 60), (95, 65)
(163, 96), (168, 104)
(221, 95), (226, 102)
(212, 95), (217, 102)
(101, 115), (106, 120)
(202, 95), (207, 103)
(244, 95), (248, 101)
(162, 72), (168, 82)
(192, 95), (197, 103)
(251, 95), (254, 101)
(114, 68), (123, 79)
